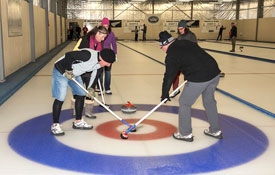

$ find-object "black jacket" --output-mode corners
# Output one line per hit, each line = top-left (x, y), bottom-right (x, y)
(161, 39), (221, 99)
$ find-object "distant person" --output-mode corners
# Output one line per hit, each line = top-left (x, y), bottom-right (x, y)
(216, 25), (226, 41)
(72, 24), (77, 41)
(134, 26), (139, 41)
(229, 22), (237, 52)
(76, 25), (81, 40)
(171, 20), (198, 99)
(142, 24), (147, 41)
(177, 20), (197, 42)
(83, 25), (88, 35)
(69, 26), (73, 40)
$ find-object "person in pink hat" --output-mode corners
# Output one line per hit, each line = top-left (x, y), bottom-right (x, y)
(99, 17), (117, 95)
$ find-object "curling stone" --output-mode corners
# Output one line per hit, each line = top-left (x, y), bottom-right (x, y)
(120, 131), (128, 139)
(121, 101), (137, 113)
(239, 46), (244, 52)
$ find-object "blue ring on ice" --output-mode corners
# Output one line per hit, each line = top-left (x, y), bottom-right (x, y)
(8, 104), (268, 174)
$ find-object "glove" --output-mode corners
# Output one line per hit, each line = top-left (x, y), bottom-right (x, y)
(63, 70), (74, 80)
(87, 88), (95, 99)
(161, 96), (171, 103)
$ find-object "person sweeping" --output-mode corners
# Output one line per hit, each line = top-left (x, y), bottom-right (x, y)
(158, 31), (223, 142)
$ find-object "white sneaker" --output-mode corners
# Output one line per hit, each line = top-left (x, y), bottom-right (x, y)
(204, 128), (223, 139)
(51, 123), (65, 136)
(105, 90), (112, 95)
(73, 119), (93, 130)
(85, 113), (97, 119)
(173, 132), (193, 142)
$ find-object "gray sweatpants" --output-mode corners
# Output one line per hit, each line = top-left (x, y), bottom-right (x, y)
(178, 75), (220, 135)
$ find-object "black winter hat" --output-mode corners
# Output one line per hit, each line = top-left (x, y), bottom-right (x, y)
(158, 31), (174, 47)
(178, 20), (187, 28)
(100, 49), (116, 63)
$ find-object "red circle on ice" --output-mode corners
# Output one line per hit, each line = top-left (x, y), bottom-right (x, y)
(96, 119), (177, 140)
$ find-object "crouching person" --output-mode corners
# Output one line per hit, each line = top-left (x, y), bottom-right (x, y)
(51, 48), (116, 136)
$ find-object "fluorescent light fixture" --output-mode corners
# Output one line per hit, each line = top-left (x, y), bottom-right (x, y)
(178, 0), (193, 2)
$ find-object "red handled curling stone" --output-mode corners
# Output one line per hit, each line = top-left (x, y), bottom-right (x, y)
(120, 131), (128, 139)
(121, 101), (137, 113)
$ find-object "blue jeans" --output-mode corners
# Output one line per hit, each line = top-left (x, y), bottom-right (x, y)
(100, 66), (111, 91)
(52, 67), (86, 101)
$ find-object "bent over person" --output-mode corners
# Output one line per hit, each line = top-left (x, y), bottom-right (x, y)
(158, 31), (222, 142)
(51, 48), (116, 136)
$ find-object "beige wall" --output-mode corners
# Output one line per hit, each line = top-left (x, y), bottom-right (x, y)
(62, 17), (66, 43)
(258, 17), (275, 42)
(49, 12), (56, 50)
(1, 0), (274, 78)
(237, 19), (257, 41)
(67, 18), (275, 42)
(1, 1), (31, 76)
(34, 6), (47, 58)
(1, 1), (66, 77)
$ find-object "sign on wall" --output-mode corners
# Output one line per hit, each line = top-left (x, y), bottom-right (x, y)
(163, 20), (200, 33)
(124, 20), (142, 33)
(8, 0), (22, 37)
(146, 14), (161, 25)
(202, 20), (220, 33)
(163, 21), (178, 33)
(84, 20), (122, 31)
(110, 20), (122, 28)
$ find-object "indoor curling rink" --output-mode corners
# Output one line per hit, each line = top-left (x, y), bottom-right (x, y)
(1, 39), (275, 175)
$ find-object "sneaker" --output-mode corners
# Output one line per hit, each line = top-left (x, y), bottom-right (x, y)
(85, 114), (97, 119)
(105, 90), (112, 95)
(95, 88), (100, 92)
(173, 132), (193, 142)
(204, 129), (223, 139)
(170, 90), (180, 98)
(73, 119), (93, 130)
(51, 123), (65, 136)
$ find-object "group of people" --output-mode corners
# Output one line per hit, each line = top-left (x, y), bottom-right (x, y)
(51, 18), (229, 143)
(68, 24), (82, 41)
(216, 22), (238, 52)
(134, 24), (147, 41)
(51, 17), (117, 136)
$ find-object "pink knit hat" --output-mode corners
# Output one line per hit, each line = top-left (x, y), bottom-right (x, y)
(101, 17), (110, 25)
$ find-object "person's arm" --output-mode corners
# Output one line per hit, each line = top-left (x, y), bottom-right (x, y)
(89, 68), (103, 89)
(161, 56), (180, 101)
(110, 33), (117, 54)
